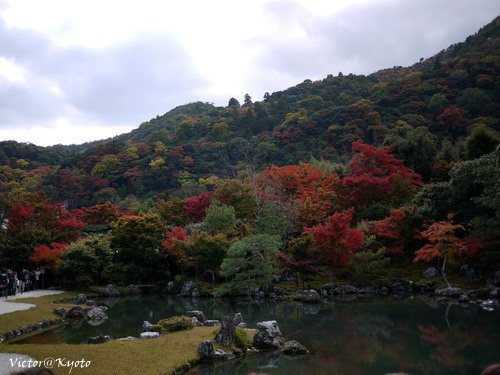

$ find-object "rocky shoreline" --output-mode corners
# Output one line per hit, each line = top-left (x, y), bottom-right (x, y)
(167, 267), (500, 312)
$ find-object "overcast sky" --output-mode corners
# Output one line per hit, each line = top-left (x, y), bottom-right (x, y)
(0, 0), (499, 146)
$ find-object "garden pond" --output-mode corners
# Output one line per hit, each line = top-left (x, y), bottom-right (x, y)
(12, 295), (500, 374)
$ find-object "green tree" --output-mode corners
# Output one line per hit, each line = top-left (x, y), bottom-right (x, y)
(458, 88), (491, 116)
(216, 234), (281, 296)
(57, 235), (112, 288)
(109, 214), (165, 283)
(243, 94), (253, 106)
(465, 126), (499, 160)
(228, 98), (240, 108)
(428, 93), (448, 115)
(255, 201), (291, 239)
(349, 248), (390, 283)
(189, 232), (229, 282)
(204, 202), (236, 232)
(385, 127), (437, 180)
(213, 179), (256, 220)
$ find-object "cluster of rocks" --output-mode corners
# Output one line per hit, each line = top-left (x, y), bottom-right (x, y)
(198, 340), (236, 361)
(166, 280), (202, 299)
(197, 313), (309, 363)
(55, 294), (110, 325)
(252, 320), (309, 355)
(436, 286), (498, 311)
(0, 318), (62, 343)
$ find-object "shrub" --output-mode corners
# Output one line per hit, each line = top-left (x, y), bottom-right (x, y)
(158, 315), (194, 332)
(234, 328), (251, 350)
(148, 324), (163, 333)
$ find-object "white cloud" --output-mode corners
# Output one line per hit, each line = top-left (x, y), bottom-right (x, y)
(0, 118), (134, 146)
(0, 57), (26, 83)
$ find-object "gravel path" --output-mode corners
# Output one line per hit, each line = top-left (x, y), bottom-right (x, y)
(0, 290), (65, 315)
(0, 353), (38, 375)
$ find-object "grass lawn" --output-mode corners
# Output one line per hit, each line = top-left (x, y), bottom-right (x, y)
(0, 292), (77, 334)
(0, 294), (236, 375)
(5, 327), (218, 375)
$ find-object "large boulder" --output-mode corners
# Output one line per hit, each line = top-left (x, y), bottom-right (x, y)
(436, 287), (463, 298)
(283, 340), (309, 355)
(388, 279), (411, 294)
(180, 281), (196, 297)
(102, 284), (120, 297)
(215, 316), (236, 346)
(187, 310), (206, 323)
(203, 320), (221, 327)
(140, 332), (160, 339)
(233, 313), (244, 326)
(460, 264), (481, 283)
(192, 317), (203, 326)
(65, 306), (87, 319)
(334, 285), (357, 294)
(480, 300), (495, 311)
(296, 290), (321, 303)
(143, 321), (153, 332)
(53, 307), (67, 317)
(198, 340), (215, 361)
(213, 349), (236, 361)
(422, 267), (440, 278)
(116, 336), (137, 341)
(74, 294), (87, 304)
(88, 335), (111, 344)
(358, 287), (374, 295)
(85, 306), (108, 325)
(253, 320), (284, 350)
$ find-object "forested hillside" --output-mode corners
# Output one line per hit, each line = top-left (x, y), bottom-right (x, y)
(0, 17), (498, 289)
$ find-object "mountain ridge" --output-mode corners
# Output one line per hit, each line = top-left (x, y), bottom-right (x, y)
(0, 16), (498, 209)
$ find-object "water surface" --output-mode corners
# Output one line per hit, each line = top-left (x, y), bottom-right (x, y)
(14, 295), (500, 374)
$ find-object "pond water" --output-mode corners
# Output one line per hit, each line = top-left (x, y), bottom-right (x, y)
(13, 295), (500, 374)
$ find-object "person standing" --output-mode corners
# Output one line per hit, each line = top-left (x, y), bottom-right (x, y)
(18, 268), (28, 293)
(29, 270), (37, 291)
(7, 269), (16, 296)
(0, 269), (8, 297)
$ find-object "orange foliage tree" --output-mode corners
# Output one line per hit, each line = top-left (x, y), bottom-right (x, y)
(257, 163), (341, 226)
(414, 219), (470, 288)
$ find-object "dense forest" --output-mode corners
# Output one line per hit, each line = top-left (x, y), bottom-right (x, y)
(0, 17), (498, 293)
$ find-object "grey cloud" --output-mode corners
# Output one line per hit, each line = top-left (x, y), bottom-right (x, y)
(0, 19), (208, 129)
(257, 0), (500, 81)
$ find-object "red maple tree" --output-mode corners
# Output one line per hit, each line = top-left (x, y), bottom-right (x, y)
(183, 192), (212, 223)
(30, 242), (69, 269)
(305, 209), (364, 267)
(343, 141), (422, 208)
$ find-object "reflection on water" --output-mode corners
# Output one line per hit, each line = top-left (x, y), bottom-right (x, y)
(14, 295), (500, 374)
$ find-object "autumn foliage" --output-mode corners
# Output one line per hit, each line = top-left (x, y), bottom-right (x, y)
(30, 242), (69, 269)
(343, 141), (422, 208)
(305, 209), (364, 267)
(370, 206), (420, 257)
(183, 192), (212, 223)
(414, 220), (470, 262)
(258, 163), (340, 225)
